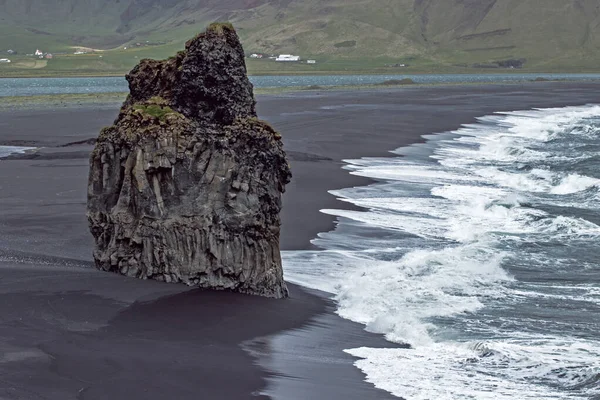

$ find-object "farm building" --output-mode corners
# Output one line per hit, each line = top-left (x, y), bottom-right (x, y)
(276, 54), (300, 62)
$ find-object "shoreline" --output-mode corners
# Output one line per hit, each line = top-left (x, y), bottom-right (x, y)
(1, 82), (600, 399)
(3, 81), (600, 250)
(0, 86), (403, 399)
(0, 78), (599, 110)
(0, 82), (535, 103)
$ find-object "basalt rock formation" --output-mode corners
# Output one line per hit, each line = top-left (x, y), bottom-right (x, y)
(87, 23), (291, 298)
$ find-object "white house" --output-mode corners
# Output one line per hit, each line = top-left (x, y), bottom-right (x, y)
(35, 49), (43, 56)
(0, 59), (11, 63)
(276, 54), (300, 62)
(307, 60), (316, 64)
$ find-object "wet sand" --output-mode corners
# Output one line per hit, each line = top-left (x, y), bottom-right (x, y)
(1, 82), (600, 399)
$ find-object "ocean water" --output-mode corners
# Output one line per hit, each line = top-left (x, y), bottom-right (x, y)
(2, 74), (600, 97)
(284, 105), (600, 399)
(0, 146), (33, 158)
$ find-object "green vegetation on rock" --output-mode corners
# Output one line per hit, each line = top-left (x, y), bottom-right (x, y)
(133, 102), (178, 121)
(207, 22), (235, 34)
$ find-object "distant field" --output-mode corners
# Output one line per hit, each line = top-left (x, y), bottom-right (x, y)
(0, 43), (437, 77)
(0, 50), (440, 77)
(3, 50), (599, 78)
(2, 0), (600, 77)
(0, 43), (184, 77)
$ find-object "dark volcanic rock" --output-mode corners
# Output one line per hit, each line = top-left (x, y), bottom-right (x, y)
(87, 23), (291, 298)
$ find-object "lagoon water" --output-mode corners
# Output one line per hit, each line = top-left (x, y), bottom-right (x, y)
(2, 74), (600, 97)
(284, 104), (600, 399)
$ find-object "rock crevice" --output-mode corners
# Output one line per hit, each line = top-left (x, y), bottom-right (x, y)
(87, 24), (291, 298)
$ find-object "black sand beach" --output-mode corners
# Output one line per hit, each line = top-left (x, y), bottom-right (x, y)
(1, 82), (600, 399)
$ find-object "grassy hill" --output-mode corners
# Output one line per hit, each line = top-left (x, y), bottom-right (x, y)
(1, 0), (600, 76)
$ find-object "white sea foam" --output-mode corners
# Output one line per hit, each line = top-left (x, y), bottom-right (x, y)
(551, 173), (600, 194)
(283, 104), (600, 399)
(336, 245), (511, 345)
(0, 146), (34, 158)
(349, 164), (481, 184)
(347, 337), (600, 400)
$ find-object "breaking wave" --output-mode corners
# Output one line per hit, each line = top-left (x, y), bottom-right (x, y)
(284, 105), (600, 399)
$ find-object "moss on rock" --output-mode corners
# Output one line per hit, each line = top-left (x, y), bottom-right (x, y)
(133, 99), (179, 121)
(207, 22), (235, 34)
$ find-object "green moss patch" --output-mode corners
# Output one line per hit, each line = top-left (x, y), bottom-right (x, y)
(133, 103), (177, 121)
(207, 22), (235, 34)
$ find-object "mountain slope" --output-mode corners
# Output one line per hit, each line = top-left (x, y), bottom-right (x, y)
(1, 0), (600, 71)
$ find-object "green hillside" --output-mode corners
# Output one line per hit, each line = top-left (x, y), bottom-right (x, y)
(1, 0), (600, 76)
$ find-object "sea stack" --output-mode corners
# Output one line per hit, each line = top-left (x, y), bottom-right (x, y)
(87, 23), (291, 298)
